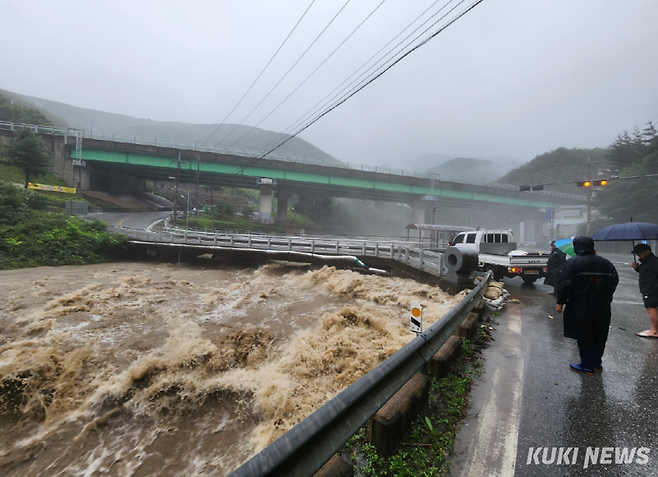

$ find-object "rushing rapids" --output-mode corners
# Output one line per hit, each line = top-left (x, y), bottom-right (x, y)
(0, 260), (463, 476)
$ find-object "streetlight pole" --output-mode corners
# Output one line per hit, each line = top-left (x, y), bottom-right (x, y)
(586, 158), (591, 235)
(186, 190), (190, 231)
(173, 152), (181, 223)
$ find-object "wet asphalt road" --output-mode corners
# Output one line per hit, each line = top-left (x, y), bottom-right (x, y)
(88, 211), (171, 230)
(452, 252), (658, 477)
(88, 215), (657, 474)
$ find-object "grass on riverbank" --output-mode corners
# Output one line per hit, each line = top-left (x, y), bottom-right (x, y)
(0, 180), (131, 270)
(339, 320), (494, 476)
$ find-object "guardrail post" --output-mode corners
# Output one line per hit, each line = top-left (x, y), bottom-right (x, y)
(311, 241), (315, 253)
(419, 248), (424, 270)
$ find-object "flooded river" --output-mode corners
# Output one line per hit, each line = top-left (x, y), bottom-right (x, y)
(0, 259), (463, 476)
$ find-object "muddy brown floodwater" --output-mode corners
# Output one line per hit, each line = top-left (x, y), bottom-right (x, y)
(0, 259), (463, 476)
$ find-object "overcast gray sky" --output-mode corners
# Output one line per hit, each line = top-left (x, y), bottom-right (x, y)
(1, 0), (657, 167)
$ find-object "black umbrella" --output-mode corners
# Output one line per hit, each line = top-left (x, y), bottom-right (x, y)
(591, 222), (658, 241)
(591, 222), (658, 260)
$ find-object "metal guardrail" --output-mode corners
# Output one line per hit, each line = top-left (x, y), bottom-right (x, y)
(228, 273), (490, 476)
(0, 120), (587, 201)
(107, 226), (446, 277)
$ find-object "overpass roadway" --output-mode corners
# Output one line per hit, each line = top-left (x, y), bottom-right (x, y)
(71, 137), (585, 213)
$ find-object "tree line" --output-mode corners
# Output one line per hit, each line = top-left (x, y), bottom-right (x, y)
(594, 122), (658, 224)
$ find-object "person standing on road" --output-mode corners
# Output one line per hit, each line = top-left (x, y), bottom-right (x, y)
(545, 240), (567, 296)
(630, 243), (658, 338)
(556, 236), (619, 375)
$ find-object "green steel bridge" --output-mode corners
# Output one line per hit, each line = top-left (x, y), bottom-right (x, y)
(0, 121), (587, 215)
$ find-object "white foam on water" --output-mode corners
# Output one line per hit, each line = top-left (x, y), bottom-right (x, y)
(0, 262), (461, 476)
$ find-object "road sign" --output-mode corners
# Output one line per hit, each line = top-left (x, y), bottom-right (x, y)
(410, 301), (422, 333)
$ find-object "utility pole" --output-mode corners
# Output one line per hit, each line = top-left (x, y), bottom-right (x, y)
(185, 190), (190, 231)
(195, 154), (200, 204)
(173, 152), (181, 222)
(586, 157), (591, 235)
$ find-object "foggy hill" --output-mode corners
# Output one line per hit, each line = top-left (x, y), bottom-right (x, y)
(425, 156), (520, 182)
(0, 89), (340, 165)
(380, 153), (521, 181)
(379, 152), (454, 172)
(496, 147), (611, 194)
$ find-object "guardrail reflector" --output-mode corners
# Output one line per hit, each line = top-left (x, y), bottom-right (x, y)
(410, 301), (422, 333)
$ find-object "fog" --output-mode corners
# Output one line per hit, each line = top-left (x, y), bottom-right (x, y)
(1, 0), (657, 167)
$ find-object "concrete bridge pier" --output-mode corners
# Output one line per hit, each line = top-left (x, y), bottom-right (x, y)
(74, 164), (91, 190)
(519, 210), (547, 245)
(276, 189), (290, 223)
(258, 179), (274, 223)
(409, 196), (441, 224)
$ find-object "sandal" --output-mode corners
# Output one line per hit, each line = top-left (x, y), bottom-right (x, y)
(636, 331), (658, 338)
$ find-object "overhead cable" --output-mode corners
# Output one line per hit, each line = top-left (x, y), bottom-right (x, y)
(226, 0), (387, 153)
(256, 0), (453, 156)
(215, 0), (353, 148)
(199, 0), (317, 147)
(236, 0), (486, 175)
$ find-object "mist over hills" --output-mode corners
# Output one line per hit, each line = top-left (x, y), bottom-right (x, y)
(2, 88), (528, 180)
(4, 88), (603, 191)
(382, 153), (522, 182)
(0, 89), (339, 164)
(425, 156), (522, 183)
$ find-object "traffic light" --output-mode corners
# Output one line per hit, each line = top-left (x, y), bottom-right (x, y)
(576, 180), (608, 187)
(519, 184), (544, 191)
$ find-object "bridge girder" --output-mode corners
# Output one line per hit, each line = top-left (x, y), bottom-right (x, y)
(71, 140), (586, 214)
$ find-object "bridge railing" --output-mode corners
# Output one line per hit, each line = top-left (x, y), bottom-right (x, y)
(0, 120), (587, 200)
(107, 226), (445, 277)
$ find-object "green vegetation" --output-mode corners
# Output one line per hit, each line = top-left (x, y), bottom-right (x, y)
(496, 146), (610, 194)
(594, 122), (658, 224)
(496, 120), (658, 228)
(1, 88), (340, 165)
(0, 182), (129, 270)
(340, 326), (491, 476)
(2, 126), (53, 187)
(0, 92), (53, 125)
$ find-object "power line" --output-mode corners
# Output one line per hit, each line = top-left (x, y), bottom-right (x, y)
(260, 1), (482, 158)
(225, 0), (387, 153)
(236, 0), (486, 174)
(199, 0), (317, 147)
(255, 0), (456, 157)
(216, 0), (353, 149)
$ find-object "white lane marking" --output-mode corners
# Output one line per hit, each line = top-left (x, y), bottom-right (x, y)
(459, 306), (523, 476)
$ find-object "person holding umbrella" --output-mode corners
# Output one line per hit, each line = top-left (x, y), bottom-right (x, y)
(631, 243), (658, 338)
(556, 236), (619, 375)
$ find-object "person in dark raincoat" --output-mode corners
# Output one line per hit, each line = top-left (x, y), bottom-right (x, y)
(544, 240), (567, 295)
(556, 236), (618, 375)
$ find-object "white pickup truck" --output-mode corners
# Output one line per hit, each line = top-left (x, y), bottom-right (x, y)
(449, 229), (548, 283)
